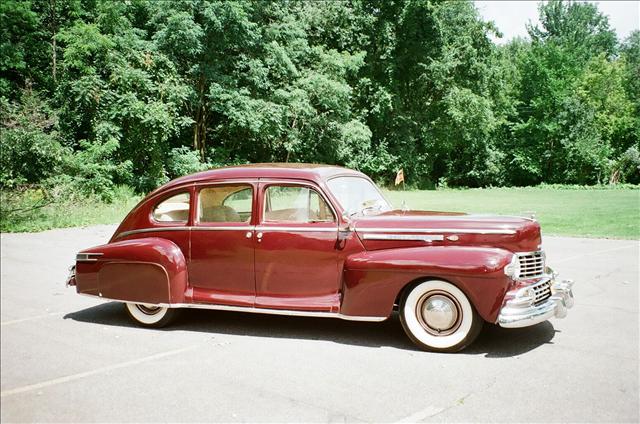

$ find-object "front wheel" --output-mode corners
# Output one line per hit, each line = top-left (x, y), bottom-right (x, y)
(399, 280), (483, 352)
(124, 303), (178, 328)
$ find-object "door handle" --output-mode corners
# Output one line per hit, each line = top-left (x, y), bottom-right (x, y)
(256, 232), (263, 242)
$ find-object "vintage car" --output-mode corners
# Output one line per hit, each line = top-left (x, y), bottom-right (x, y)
(67, 164), (574, 352)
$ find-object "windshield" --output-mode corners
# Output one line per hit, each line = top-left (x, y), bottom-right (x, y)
(327, 176), (392, 216)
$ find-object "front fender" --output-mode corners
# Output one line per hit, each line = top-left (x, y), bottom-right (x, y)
(74, 237), (188, 304)
(341, 246), (514, 322)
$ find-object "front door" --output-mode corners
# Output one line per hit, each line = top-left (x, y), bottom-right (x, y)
(254, 181), (341, 312)
(188, 182), (256, 306)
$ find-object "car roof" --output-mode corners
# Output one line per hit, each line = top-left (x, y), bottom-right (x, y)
(154, 163), (367, 195)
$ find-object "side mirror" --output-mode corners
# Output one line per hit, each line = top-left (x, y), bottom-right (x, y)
(336, 213), (353, 250)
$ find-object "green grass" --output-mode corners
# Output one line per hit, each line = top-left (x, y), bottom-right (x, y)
(1, 186), (142, 233)
(383, 187), (640, 239)
(2, 185), (638, 239)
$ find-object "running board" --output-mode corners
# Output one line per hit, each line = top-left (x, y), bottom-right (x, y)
(78, 293), (387, 322)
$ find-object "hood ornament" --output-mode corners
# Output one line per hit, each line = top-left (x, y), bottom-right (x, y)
(521, 211), (537, 220)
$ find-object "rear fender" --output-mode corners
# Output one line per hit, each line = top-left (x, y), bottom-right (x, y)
(74, 237), (187, 304)
(341, 246), (514, 322)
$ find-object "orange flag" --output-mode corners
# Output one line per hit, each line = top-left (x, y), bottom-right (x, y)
(395, 169), (404, 186)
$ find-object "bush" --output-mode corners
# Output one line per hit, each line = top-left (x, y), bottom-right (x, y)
(166, 147), (210, 179)
(0, 93), (68, 187)
(59, 137), (131, 202)
(610, 146), (640, 184)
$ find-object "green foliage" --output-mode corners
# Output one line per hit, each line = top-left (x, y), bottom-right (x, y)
(0, 0), (638, 230)
(528, 0), (617, 63)
(499, 1), (636, 186)
(0, 1), (38, 97)
(0, 91), (67, 186)
(610, 147), (640, 184)
(166, 146), (210, 179)
(0, 184), (140, 232)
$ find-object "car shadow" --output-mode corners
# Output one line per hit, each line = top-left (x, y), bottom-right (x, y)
(63, 302), (557, 357)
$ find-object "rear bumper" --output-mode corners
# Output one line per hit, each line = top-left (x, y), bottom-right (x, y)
(497, 276), (574, 328)
(66, 265), (76, 287)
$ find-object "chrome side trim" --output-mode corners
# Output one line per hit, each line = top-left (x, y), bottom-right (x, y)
(76, 253), (104, 262)
(161, 303), (386, 322)
(361, 233), (444, 242)
(117, 225), (515, 239)
(255, 226), (337, 233)
(78, 293), (387, 322)
(116, 227), (187, 239)
(116, 225), (253, 239)
(191, 226), (253, 231)
(354, 227), (517, 235)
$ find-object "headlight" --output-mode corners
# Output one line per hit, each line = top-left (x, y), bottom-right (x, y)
(503, 254), (520, 279)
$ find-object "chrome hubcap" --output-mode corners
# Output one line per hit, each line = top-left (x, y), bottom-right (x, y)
(136, 304), (161, 315)
(416, 291), (462, 336)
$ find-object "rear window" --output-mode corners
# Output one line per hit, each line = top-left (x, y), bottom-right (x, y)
(152, 193), (190, 222)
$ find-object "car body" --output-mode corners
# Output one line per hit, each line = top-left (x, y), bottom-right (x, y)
(67, 164), (574, 351)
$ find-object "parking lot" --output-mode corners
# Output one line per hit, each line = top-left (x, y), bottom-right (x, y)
(1, 225), (638, 422)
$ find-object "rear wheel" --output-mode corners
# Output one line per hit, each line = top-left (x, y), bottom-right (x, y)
(124, 303), (178, 328)
(399, 280), (483, 352)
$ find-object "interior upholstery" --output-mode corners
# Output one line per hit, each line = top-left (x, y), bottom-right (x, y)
(198, 185), (250, 223)
(201, 205), (241, 222)
(264, 208), (308, 222)
(156, 209), (189, 222)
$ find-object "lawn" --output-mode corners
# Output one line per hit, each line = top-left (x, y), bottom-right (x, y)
(2, 186), (638, 239)
(383, 187), (640, 239)
(0, 187), (142, 233)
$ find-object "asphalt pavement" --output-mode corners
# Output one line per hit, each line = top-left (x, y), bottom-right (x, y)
(1, 225), (638, 422)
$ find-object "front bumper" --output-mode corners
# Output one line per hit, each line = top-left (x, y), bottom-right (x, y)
(497, 275), (574, 328)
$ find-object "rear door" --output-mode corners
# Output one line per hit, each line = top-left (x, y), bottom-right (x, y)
(188, 182), (257, 306)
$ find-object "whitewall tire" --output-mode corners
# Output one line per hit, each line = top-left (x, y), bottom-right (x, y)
(399, 280), (483, 352)
(124, 303), (178, 328)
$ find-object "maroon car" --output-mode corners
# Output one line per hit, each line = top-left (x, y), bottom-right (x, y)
(67, 164), (574, 352)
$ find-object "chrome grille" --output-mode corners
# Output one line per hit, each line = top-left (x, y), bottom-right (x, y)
(531, 279), (552, 305)
(517, 251), (545, 279)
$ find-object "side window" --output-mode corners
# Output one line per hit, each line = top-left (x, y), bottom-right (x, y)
(152, 193), (190, 223)
(264, 186), (335, 223)
(199, 185), (253, 223)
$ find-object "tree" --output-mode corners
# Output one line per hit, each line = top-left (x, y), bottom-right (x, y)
(1, 0), (637, 195)
(528, 0), (617, 63)
(501, 0), (626, 185)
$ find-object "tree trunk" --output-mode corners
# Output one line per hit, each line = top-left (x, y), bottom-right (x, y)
(52, 36), (57, 83)
(193, 105), (207, 161)
(193, 76), (207, 161)
(200, 108), (207, 161)
(50, 0), (57, 84)
(193, 107), (200, 150)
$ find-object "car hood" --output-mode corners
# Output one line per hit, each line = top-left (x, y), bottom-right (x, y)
(352, 210), (541, 252)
